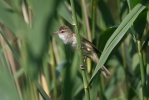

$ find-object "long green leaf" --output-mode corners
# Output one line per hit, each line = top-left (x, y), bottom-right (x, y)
(89, 0), (149, 84)
(35, 83), (51, 100)
(0, 31), (22, 64)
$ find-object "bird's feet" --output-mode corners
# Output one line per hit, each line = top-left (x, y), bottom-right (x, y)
(80, 56), (87, 70)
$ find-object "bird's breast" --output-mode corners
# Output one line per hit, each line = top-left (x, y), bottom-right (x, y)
(71, 37), (77, 49)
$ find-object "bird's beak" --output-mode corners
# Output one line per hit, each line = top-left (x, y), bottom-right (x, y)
(52, 31), (59, 35)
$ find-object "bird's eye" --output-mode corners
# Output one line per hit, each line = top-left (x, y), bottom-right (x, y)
(61, 30), (64, 33)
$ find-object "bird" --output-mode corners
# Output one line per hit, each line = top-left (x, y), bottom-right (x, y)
(53, 25), (111, 78)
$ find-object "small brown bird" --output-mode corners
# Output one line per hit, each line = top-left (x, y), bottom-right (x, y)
(53, 25), (111, 78)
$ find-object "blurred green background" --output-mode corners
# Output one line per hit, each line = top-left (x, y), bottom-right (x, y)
(0, 0), (149, 100)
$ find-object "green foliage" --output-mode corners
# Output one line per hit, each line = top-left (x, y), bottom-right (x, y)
(0, 50), (20, 100)
(0, 0), (149, 100)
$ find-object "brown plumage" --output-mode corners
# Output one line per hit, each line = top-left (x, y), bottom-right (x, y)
(53, 25), (111, 78)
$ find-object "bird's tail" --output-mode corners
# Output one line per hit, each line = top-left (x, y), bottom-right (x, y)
(100, 66), (111, 78)
(90, 53), (111, 78)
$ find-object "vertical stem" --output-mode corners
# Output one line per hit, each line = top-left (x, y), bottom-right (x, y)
(81, 0), (91, 41)
(81, 0), (92, 74)
(146, 44), (149, 97)
(70, 0), (90, 100)
(82, 70), (90, 100)
(137, 40), (147, 100)
(99, 75), (104, 100)
(91, 1), (105, 99)
(91, 0), (96, 39)
(121, 42), (129, 97)
(49, 42), (57, 100)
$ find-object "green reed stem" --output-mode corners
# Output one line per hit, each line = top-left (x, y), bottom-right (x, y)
(81, 0), (92, 74)
(70, 0), (90, 100)
(81, 0), (91, 41)
(99, 75), (105, 100)
(91, 0), (96, 39)
(121, 42), (129, 98)
(49, 43), (57, 100)
(137, 40), (147, 100)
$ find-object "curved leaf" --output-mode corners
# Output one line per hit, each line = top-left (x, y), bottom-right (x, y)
(89, 0), (149, 85)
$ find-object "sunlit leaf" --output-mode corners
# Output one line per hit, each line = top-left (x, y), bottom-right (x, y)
(89, 0), (149, 84)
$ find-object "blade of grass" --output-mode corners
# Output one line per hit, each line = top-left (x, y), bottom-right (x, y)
(0, 31), (22, 65)
(104, 1), (148, 51)
(35, 83), (51, 100)
(89, 0), (149, 85)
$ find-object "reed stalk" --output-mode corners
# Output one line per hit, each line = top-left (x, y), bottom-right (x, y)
(70, 0), (90, 99)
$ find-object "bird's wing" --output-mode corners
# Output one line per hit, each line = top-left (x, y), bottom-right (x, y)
(80, 36), (102, 54)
